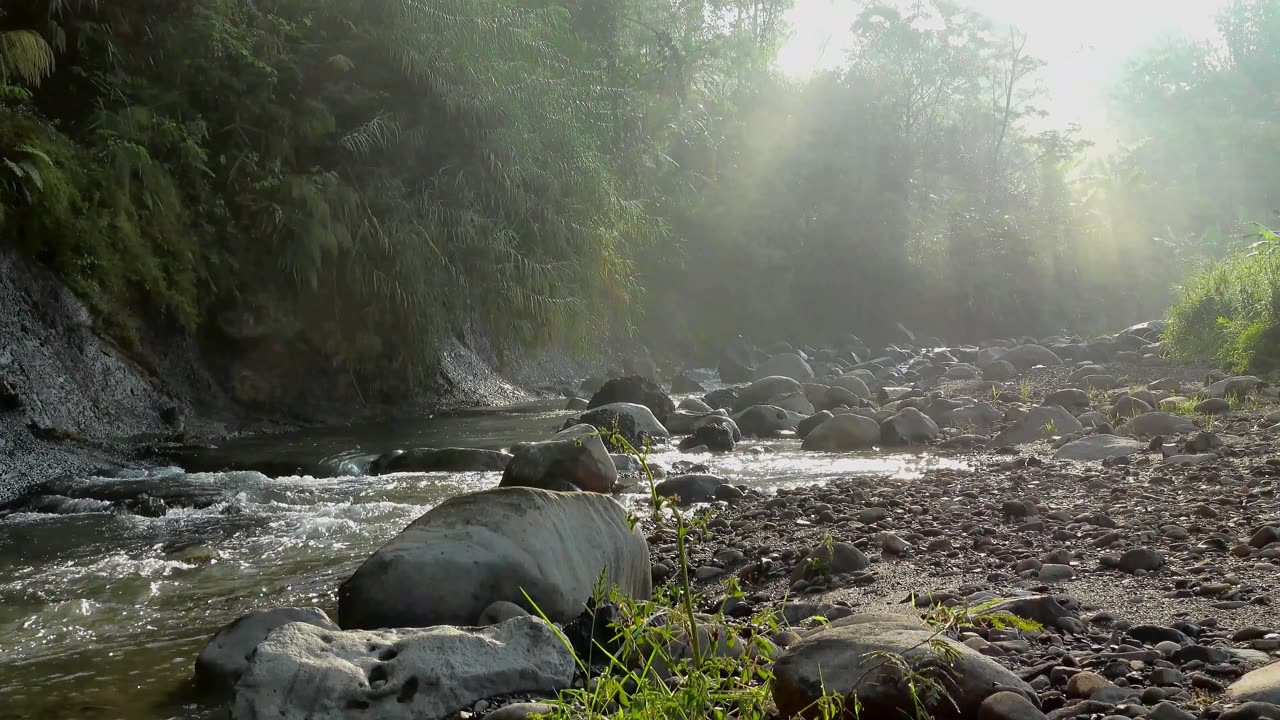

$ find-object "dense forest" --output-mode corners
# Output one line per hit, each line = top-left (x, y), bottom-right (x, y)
(1, 0), (1278, 402)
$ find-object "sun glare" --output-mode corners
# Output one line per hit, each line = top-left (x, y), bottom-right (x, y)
(778, 0), (1229, 131)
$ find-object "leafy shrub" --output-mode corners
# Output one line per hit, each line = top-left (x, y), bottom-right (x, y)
(1165, 223), (1280, 374)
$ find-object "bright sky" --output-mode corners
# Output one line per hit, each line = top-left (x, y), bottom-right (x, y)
(777, 0), (1230, 136)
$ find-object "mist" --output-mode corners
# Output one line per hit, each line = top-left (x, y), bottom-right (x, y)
(6, 2), (1280, 719)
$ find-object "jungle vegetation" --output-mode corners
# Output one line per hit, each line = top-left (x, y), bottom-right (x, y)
(1, 0), (1277, 396)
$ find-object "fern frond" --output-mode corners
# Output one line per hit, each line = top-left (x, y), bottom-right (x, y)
(0, 30), (57, 86)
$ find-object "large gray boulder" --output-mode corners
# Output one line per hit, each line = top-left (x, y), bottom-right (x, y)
(1001, 344), (1063, 369)
(231, 616), (574, 720)
(991, 406), (1083, 446)
(769, 392), (817, 416)
(772, 614), (1034, 720)
(371, 448), (513, 475)
(195, 607), (338, 694)
(830, 374), (873, 400)
(338, 487), (650, 629)
(735, 376), (804, 410)
(1054, 435), (1145, 462)
(575, 402), (670, 447)
(753, 353), (814, 382)
(691, 413), (741, 441)
(733, 405), (794, 437)
(802, 414), (881, 451)
(880, 407), (939, 445)
(500, 424), (617, 493)
(1208, 375), (1263, 400)
(1120, 412), (1196, 438)
(980, 360), (1017, 381)
(936, 403), (1002, 432)
(1228, 662), (1280, 705)
(808, 384), (865, 412)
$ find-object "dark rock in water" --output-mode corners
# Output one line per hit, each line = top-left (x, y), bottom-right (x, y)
(500, 425), (617, 493)
(655, 474), (728, 505)
(671, 373), (705, 394)
(128, 494), (169, 517)
(371, 447), (513, 474)
(703, 388), (739, 411)
(678, 423), (734, 453)
(338, 487), (651, 629)
(772, 614), (1034, 720)
(802, 414), (880, 451)
(880, 407), (940, 445)
(735, 405), (793, 438)
(796, 411), (833, 439)
(719, 340), (760, 384)
(587, 376), (674, 424)
(231, 616), (575, 720)
(670, 460), (710, 475)
(195, 607), (338, 695)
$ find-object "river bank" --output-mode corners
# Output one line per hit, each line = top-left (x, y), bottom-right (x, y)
(3, 327), (1280, 720)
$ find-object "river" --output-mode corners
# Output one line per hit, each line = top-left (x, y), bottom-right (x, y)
(0, 396), (965, 719)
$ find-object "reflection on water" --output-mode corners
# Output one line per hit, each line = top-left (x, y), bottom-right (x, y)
(0, 398), (968, 720)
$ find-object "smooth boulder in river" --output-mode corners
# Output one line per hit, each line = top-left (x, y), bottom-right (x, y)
(772, 614), (1034, 720)
(879, 407), (939, 445)
(734, 405), (793, 437)
(802, 414), (881, 451)
(500, 424), (616, 493)
(338, 487), (651, 629)
(232, 616), (573, 720)
(195, 607), (338, 694)
(752, 353), (814, 382)
(734, 376), (804, 411)
(587, 375), (675, 424)
(575, 402), (670, 447)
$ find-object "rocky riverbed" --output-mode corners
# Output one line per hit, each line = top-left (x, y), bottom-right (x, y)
(5, 323), (1280, 720)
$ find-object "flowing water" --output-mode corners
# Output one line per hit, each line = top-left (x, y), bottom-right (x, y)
(0, 396), (967, 720)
